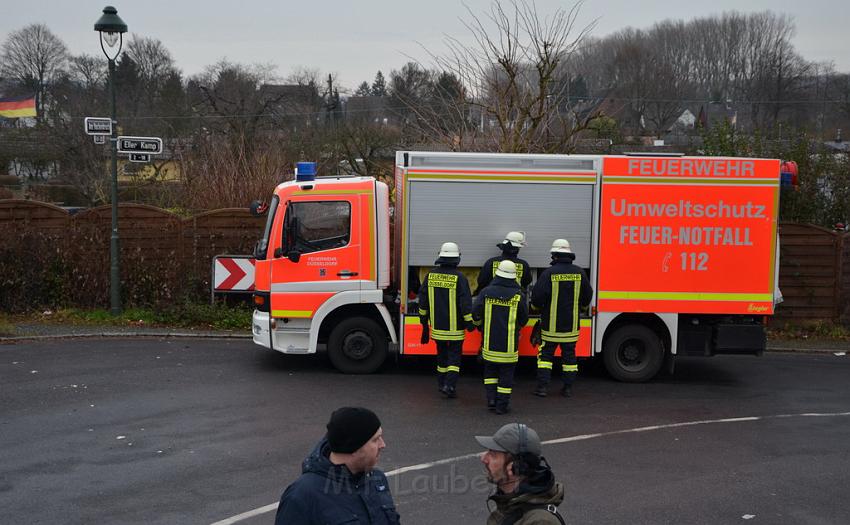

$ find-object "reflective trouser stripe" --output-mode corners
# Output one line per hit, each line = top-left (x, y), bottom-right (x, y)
(463, 313), (473, 322)
(446, 365), (460, 373)
(537, 359), (553, 369)
(563, 364), (579, 372)
(541, 330), (579, 343)
(431, 328), (465, 340)
(497, 386), (512, 394)
(483, 350), (518, 363)
(484, 378), (499, 385)
(437, 366), (448, 373)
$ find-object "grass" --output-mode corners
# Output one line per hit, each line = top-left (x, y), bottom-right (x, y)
(15, 302), (252, 331)
(0, 314), (15, 336)
(768, 321), (850, 341)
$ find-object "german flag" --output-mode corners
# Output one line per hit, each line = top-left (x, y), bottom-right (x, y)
(0, 95), (37, 118)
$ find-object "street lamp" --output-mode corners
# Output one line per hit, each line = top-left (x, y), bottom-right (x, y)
(94, 6), (127, 315)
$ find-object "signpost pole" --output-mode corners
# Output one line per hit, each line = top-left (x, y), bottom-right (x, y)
(108, 57), (121, 315)
(95, 5), (128, 315)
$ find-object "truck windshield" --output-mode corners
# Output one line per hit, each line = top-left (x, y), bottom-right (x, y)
(255, 196), (279, 259)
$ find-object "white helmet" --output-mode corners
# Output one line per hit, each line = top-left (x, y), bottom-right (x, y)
(503, 231), (526, 247)
(438, 242), (460, 258)
(550, 238), (572, 254)
(495, 260), (517, 279)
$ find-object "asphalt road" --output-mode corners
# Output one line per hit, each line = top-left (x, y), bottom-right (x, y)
(2, 339), (849, 525)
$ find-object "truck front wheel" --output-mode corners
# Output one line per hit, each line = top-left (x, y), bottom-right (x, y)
(603, 324), (664, 382)
(327, 317), (388, 374)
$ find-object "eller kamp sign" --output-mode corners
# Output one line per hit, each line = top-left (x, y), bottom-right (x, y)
(117, 136), (162, 155)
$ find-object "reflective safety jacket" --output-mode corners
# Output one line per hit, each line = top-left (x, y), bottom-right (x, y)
(530, 254), (593, 343)
(477, 254), (533, 294)
(473, 276), (529, 362)
(418, 264), (473, 341)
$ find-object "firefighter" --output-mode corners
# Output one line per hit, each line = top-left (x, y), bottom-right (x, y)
(418, 242), (474, 398)
(476, 231), (533, 295)
(530, 239), (593, 398)
(473, 260), (529, 414)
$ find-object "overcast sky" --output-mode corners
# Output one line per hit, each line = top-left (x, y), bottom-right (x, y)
(3, 0), (848, 89)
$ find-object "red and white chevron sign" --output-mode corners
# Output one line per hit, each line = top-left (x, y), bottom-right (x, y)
(213, 256), (255, 292)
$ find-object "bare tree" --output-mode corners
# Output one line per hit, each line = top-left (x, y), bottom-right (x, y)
(418, 0), (597, 152)
(0, 23), (68, 119)
(67, 54), (106, 90)
(124, 36), (179, 115)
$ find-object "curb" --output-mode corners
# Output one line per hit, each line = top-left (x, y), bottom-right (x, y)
(766, 345), (848, 355)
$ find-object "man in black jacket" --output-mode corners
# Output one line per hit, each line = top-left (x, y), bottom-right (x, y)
(274, 407), (400, 524)
(418, 242), (474, 398)
(474, 260), (529, 414)
(530, 239), (593, 398)
(476, 231), (533, 295)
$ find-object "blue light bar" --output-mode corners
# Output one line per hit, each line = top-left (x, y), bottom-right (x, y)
(296, 162), (317, 181)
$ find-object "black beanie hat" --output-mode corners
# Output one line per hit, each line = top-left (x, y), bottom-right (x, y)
(326, 407), (381, 454)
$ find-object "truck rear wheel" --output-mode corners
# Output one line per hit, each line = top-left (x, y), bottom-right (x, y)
(327, 317), (388, 374)
(603, 324), (664, 382)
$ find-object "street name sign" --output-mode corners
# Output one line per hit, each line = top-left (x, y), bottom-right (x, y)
(117, 136), (162, 155)
(128, 153), (151, 163)
(85, 117), (112, 135)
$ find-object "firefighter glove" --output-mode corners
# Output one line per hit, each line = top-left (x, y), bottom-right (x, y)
(420, 325), (430, 345)
(466, 320), (476, 332)
(530, 321), (542, 347)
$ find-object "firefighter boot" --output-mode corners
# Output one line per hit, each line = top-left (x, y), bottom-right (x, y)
(560, 384), (573, 398)
(533, 384), (548, 397)
(533, 372), (549, 397)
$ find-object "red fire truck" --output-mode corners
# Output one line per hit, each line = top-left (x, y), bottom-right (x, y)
(251, 152), (784, 381)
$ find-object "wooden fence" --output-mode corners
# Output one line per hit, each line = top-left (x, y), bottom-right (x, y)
(0, 200), (264, 310)
(774, 223), (848, 324)
(0, 200), (848, 324)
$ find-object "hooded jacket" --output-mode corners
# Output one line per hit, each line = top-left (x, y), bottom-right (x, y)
(530, 253), (592, 344)
(486, 467), (565, 525)
(274, 437), (400, 525)
(473, 276), (529, 362)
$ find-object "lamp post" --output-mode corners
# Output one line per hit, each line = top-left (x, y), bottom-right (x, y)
(94, 6), (127, 315)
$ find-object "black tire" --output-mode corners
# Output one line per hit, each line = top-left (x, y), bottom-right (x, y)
(603, 324), (665, 382)
(327, 316), (388, 374)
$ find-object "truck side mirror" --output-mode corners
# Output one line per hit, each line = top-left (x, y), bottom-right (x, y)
(288, 250), (301, 263)
(249, 200), (268, 217)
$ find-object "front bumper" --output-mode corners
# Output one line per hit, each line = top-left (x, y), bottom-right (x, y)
(252, 310), (271, 348)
